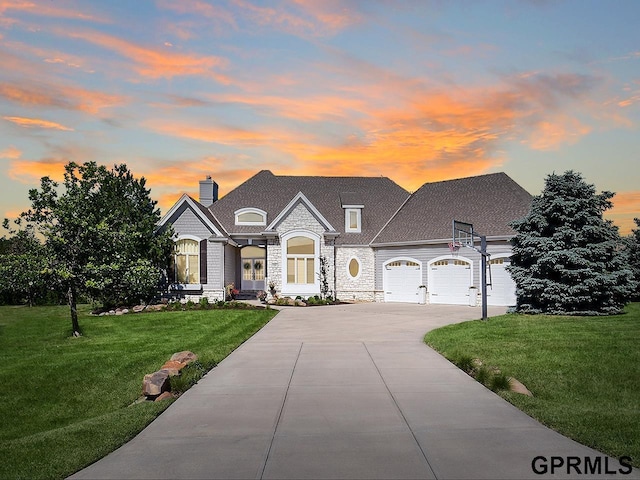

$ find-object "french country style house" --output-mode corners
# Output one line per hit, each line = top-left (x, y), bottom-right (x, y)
(156, 170), (532, 306)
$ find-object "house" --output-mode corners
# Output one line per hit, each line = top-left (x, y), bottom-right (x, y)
(156, 170), (532, 306)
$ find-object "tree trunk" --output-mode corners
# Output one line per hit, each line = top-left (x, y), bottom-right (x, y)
(68, 285), (81, 336)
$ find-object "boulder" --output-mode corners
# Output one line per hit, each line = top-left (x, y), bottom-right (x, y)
(509, 377), (533, 397)
(161, 360), (186, 376)
(154, 391), (174, 402)
(133, 305), (145, 313)
(170, 351), (198, 365)
(143, 370), (170, 397)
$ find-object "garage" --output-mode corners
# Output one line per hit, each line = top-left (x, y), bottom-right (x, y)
(487, 257), (517, 306)
(383, 259), (422, 303)
(428, 257), (472, 305)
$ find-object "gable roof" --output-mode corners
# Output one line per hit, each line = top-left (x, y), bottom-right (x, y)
(371, 172), (532, 246)
(208, 170), (410, 245)
(157, 194), (227, 237)
(266, 191), (337, 233)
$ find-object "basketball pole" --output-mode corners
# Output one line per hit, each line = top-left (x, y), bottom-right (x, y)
(481, 235), (487, 321)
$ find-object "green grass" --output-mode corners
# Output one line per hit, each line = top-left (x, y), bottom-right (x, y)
(0, 304), (277, 480)
(425, 303), (640, 466)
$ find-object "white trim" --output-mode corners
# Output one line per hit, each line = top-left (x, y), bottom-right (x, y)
(382, 256), (423, 303)
(344, 208), (361, 233)
(266, 192), (336, 232)
(174, 233), (202, 242)
(280, 229), (320, 296)
(234, 207), (267, 226)
(427, 255), (474, 305)
(157, 194), (224, 237)
(346, 256), (362, 280)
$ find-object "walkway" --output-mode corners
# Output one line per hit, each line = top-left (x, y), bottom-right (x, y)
(71, 303), (636, 479)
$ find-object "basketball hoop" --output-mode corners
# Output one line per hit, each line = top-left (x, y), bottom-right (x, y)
(448, 241), (461, 255)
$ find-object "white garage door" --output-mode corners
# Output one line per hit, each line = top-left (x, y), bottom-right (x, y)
(487, 257), (517, 306)
(384, 260), (422, 303)
(429, 258), (472, 305)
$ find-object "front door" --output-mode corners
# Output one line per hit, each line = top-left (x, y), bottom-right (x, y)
(241, 246), (266, 291)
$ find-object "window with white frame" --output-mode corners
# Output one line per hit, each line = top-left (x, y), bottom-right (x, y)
(235, 208), (266, 226)
(286, 236), (315, 284)
(345, 208), (361, 233)
(347, 257), (360, 279)
(174, 239), (199, 284)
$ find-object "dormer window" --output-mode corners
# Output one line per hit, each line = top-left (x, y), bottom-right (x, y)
(345, 208), (361, 233)
(235, 208), (267, 226)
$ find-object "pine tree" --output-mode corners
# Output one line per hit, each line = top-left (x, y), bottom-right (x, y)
(624, 218), (640, 300)
(507, 171), (635, 315)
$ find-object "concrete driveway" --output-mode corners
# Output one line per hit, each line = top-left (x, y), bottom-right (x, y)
(71, 303), (636, 479)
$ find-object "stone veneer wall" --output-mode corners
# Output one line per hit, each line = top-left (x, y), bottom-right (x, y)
(335, 246), (375, 301)
(266, 202), (335, 298)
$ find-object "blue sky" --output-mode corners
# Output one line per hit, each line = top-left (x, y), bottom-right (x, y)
(0, 0), (638, 232)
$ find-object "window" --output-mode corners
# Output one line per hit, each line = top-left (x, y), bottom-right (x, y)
(489, 258), (504, 265)
(286, 236), (315, 284)
(235, 208), (266, 226)
(174, 239), (199, 283)
(348, 258), (360, 279)
(345, 208), (361, 233)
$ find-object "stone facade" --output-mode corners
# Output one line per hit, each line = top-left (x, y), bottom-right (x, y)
(335, 246), (375, 301)
(267, 202), (336, 299)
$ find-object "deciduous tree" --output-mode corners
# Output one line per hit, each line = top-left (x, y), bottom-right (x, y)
(9, 162), (173, 335)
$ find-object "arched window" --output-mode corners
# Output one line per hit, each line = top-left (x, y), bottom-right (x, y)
(174, 239), (199, 283)
(235, 208), (267, 226)
(286, 236), (315, 284)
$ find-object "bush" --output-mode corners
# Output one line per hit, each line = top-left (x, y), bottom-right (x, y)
(199, 297), (209, 309)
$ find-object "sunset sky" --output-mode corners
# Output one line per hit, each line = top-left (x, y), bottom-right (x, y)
(1, 0), (638, 234)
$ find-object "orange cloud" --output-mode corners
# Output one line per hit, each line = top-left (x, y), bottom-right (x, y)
(156, 0), (237, 29)
(3, 115), (73, 131)
(527, 115), (592, 151)
(606, 191), (640, 235)
(0, 145), (21, 159)
(0, 81), (125, 114)
(60, 29), (230, 81)
(0, 0), (109, 22)
(8, 158), (68, 182)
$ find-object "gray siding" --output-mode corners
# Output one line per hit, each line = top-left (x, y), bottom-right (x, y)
(375, 241), (513, 291)
(207, 241), (224, 289)
(224, 244), (237, 286)
(169, 204), (216, 239)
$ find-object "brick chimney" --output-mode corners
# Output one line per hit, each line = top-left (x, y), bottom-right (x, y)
(199, 176), (218, 207)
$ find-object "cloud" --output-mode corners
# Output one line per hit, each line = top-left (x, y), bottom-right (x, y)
(3, 115), (74, 131)
(156, 0), (237, 29)
(526, 115), (591, 150)
(59, 28), (230, 81)
(0, 81), (125, 114)
(0, 145), (21, 159)
(8, 158), (68, 182)
(0, 0), (108, 22)
(607, 191), (640, 235)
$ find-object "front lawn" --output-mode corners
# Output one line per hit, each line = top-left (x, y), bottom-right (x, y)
(425, 303), (640, 467)
(0, 304), (277, 480)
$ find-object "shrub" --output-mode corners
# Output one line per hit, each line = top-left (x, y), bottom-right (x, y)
(199, 297), (210, 309)
(489, 372), (511, 392)
(185, 299), (196, 310)
(452, 353), (476, 375)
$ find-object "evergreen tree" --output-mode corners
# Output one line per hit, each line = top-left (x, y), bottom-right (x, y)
(624, 218), (640, 300)
(507, 171), (635, 315)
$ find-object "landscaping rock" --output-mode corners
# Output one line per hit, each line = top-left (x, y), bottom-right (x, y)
(161, 360), (186, 376)
(154, 391), (174, 402)
(170, 351), (198, 365)
(142, 370), (170, 397)
(509, 377), (533, 397)
(132, 305), (145, 313)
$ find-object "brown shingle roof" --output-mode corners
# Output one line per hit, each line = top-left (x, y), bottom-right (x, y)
(371, 172), (532, 245)
(208, 170), (410, 245)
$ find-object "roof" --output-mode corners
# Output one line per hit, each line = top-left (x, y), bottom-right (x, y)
(208, 170), (410, 245)
(371, 172), (532, 245)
